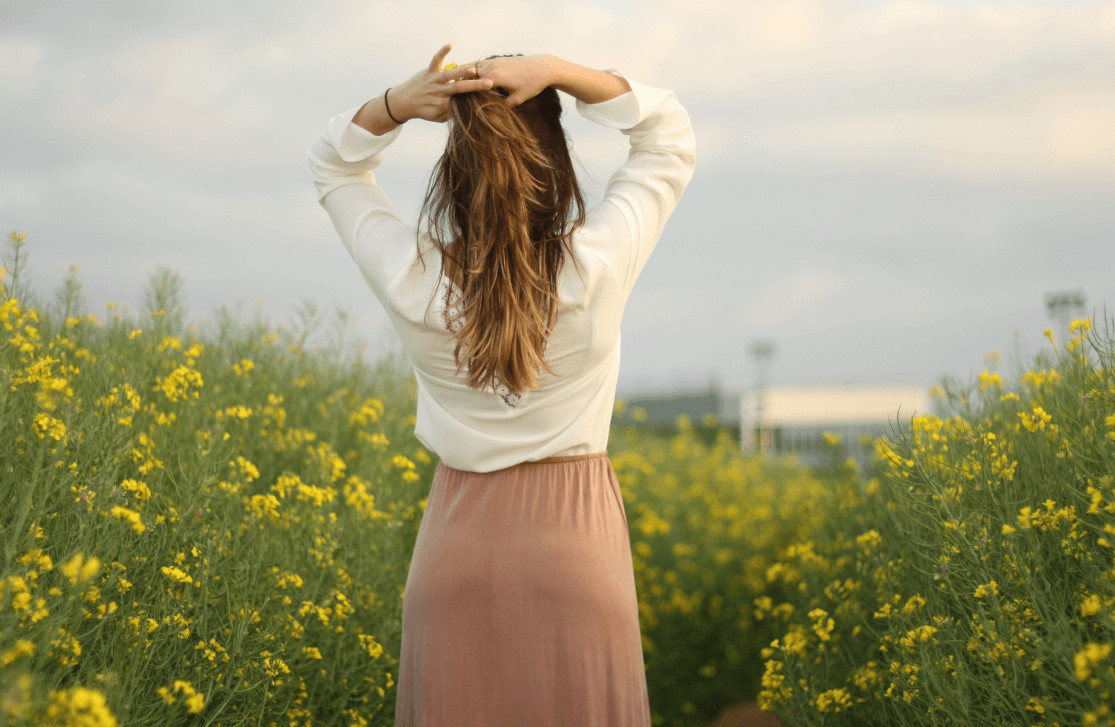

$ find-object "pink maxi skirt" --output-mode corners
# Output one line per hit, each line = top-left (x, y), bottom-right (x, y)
(395, 451), (652, 727)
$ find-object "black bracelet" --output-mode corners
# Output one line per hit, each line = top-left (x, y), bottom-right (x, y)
(384, 87), (404, 125)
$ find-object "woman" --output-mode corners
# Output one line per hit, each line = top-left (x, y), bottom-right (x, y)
(307, 43), (695, 726)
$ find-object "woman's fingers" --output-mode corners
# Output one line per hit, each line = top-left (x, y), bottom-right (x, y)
(428, 43), (452, 73)
(449, 77), (494, 95)
(439, 64), (477, 84)
(402, 46), (503, 123)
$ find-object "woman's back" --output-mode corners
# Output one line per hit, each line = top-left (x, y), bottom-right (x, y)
(308, 59), (695, 472)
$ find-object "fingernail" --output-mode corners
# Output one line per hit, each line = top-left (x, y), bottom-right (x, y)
(483, 79), (493, 87)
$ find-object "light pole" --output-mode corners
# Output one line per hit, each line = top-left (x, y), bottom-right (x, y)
(749, 341), (775, 454)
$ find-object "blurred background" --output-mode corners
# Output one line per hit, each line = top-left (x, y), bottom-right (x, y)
(2, 0), (1112, 447)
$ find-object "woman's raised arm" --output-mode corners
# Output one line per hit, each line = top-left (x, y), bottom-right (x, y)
(475, 54), (632, 107)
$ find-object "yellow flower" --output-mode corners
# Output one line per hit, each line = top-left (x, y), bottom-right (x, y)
(1074, 643), (1113, 681)
(0, 639), (35, 666)
(900, 625), (938, 650)
(172, 680), (197, 697)
(33, 413), (66, 441)
(155, 365), (203, 402)
(160, 566), (193, 584)
(110, 506), (146, 534)
(59, 553), (102, 584)
(901, 594), (926, 615)
(856, 530), (882, 549)
(808, 608), (834, 642)
(156, 335), (181, 352)
(38, 687), (119, 727)
(185, 693), (205, 714)
(358, 634), (384, 659)
(1019, 406), (1052, 432)
(814, 687), (852, 713)
(973, 581), (999, 598)
(978, 369), (1003, 391)
(119, 478), (151, 501)
(231, 455), (260, 482)
(1080, 594), (1103, 617)
(1070, 318), (1092, 335)
(222, 405), (252, 419)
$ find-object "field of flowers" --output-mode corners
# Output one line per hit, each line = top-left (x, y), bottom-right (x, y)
(752, 320), (1115, 727)
(1, 231), (436, 726)
(605, 415), (854, 725)
(4, 226), (1114, 727)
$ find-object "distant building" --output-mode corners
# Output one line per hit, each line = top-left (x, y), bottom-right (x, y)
(618, 383), (739, 428)
(740, 385), (932, 466)
(616, 382), (933, 468)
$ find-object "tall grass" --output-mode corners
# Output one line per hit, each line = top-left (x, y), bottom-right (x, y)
(606, 418), (858, 725)
(757, 316), (1115, 725)
(7, 227), (1111, 726)
(0, 230), (856, 727)
(1, 231), (434, 725)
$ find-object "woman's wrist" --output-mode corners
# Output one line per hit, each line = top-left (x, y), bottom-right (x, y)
(352, 93), (402, 136)
(384, 87), (408, 124)
(549, 58), (630, 105)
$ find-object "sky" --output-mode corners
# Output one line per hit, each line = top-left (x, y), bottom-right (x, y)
(2, 0), (1113, 397)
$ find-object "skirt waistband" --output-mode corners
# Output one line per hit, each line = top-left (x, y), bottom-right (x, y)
(437, 450), (610, 476)
(525, 451), (609, 465)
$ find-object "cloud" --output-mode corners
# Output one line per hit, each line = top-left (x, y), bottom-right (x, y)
(0, 35), (45, 87)
(676, 0), (1115, 181)
(3, 0), (1114, 393)
(741, 269), (850, 328)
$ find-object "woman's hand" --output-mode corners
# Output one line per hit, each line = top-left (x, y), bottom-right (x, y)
(473, 54), (557, 108)
(390, 43), (494, 123)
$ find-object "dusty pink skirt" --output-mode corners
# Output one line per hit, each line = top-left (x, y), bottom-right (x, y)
(395, 451), (651, 727)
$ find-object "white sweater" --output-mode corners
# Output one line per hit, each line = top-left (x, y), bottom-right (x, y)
(307, 71), (696, 472)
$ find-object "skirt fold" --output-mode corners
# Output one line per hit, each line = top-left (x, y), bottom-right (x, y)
(395, 451), (651, 727)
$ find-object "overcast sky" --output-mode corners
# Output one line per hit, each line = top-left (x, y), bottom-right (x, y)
(2, 0), (1112, 396)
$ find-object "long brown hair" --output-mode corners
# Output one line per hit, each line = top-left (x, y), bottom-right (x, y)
(417, 55), (586, 394)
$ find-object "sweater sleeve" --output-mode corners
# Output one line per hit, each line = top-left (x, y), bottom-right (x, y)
(575, 72), (697, 299)
(306, 96), (414, 305)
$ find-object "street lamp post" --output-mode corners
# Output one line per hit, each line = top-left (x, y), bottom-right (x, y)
(749, 341), (775, 454)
